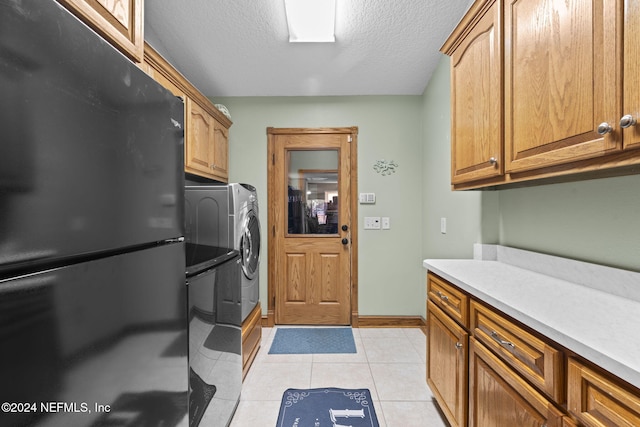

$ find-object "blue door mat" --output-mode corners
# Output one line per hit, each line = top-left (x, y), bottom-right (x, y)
(268, 327), (356, 354)
(277, 388), (379, 427)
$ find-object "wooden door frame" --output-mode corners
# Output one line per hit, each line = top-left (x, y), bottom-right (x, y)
(266, 127), (359, 327)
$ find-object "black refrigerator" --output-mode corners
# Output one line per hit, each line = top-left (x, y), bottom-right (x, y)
(0, 0), (188, 426)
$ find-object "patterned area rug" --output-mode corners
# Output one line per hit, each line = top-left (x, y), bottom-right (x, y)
(277, 388), (379, 427)
(268, 327), (356, 354)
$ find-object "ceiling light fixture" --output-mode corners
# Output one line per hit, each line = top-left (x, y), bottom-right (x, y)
(284, 0), (336, 43)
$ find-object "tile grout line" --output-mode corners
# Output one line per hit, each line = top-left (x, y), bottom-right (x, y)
(360, 328), (388, 426)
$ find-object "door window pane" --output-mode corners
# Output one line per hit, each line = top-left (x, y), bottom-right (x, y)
(287, 150), (339, 235)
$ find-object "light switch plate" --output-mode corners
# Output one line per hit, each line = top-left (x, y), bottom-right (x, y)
(364, 216), (381, 229)
(381, 217), (390, 229)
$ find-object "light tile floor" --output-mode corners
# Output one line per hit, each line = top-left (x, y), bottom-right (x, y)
(230, 326), (449, 426)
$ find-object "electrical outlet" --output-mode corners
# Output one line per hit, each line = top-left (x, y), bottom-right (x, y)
(440, 217), (447, 234)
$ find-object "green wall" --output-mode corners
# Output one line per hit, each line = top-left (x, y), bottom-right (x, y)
(214, 57), (640, 320)
(214, 96), (427, 316)
(497, 175), (640, 270)
(420, 58), (498, 262)
(421, 56), (640, 274)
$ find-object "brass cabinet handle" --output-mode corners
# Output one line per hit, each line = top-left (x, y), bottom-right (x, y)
(597, 122), (613, 135)
(620, 114), (637, 129)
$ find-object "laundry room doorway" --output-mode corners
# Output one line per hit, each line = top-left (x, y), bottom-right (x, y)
(267, 127), (358, 325)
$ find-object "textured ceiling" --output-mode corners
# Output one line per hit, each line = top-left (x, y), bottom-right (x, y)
(144, 0), (472, 97)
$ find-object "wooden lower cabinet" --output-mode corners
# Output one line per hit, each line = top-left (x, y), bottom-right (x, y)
(567, 358), (640, 427)
(562, 416), (579, 427)
(428, 273), (469, 326)
(470, 300), (564, 403)
(426, 272), (640, 427)
(469, 337), (564, 427)
(241, 303), (262, 380)
(427, 301), (468, 427)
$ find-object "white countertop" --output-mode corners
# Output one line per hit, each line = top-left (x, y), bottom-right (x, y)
(423, 245), (640, 391)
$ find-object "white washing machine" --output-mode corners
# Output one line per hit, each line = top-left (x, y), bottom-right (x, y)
(185, 183), (261, 322)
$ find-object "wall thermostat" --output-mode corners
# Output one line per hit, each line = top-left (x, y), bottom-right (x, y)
(359, 193), (376, 204)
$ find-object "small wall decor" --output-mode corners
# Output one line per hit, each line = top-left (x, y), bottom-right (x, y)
(373, 159), (398, 176)
(214, 104), (231, 120)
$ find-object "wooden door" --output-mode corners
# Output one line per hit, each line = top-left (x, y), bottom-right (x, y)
(427, 301), (468, 427)
(469, 337), (564, 427)
(268, 128), (357, 325)
(504, 0), (621, 173)
(443, 0), (503, 185)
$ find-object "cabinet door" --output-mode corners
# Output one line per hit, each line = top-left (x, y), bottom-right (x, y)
(469, 337), (564, 427)
(567, 358), (640, 426)
(623, 0), (640, 150)
(504, 0), (621, 173)
(57, 0), (143, 62)
(186, 98), (215, 177)
(448, 0), (503, 184)
(212, 119), (229, 181)
(427, 302), (468, 427)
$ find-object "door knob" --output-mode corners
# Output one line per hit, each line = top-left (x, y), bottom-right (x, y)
(342, 224), (348, 231)
(341, 238), (349, 245)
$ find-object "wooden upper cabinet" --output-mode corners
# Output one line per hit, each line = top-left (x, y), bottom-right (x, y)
(504, 0), (621, 173)
(212, 120), (229, 181)
(444, 0), (640, 188)
(142, 43), (232, 183)
(623, 0), (640, 151)
(186, 98), (229, 182)
(442, 0), (503, 185)
(57, 0), (144, 62)
(186, 99), (216, 177)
